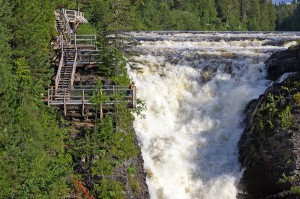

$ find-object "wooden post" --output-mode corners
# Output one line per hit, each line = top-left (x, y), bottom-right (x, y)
(82, 89), (85, 116)
(64, 88), (67, 116)
(100, 103), (103, 121)
(100, 89), (103, 120)
(133, 86), (137, 109)
(48, 88), (50, 106)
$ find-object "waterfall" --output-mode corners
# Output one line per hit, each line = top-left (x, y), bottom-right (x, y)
(124, 31), (300, 199)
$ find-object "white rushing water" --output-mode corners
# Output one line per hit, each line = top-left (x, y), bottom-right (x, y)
(124, 32), (300, 199)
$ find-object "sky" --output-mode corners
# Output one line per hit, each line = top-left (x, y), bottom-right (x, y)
(273, 0), (293, 4)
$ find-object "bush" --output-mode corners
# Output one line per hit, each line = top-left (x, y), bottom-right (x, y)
(294, 92), (300, 106)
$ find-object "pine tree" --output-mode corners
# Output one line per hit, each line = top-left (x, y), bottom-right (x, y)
(0, 1), (72, 197)
(199, 0), (220, 30)
(246, 0), (261, 30)
(268, 0), (276, 30)
(9, 0), (54, 86)
(216, 0), (241, 30)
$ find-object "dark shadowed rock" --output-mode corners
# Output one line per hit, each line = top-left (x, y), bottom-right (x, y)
(266, 45), (300, 81)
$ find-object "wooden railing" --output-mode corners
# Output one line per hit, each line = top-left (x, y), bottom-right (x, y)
(78, 50), (100, 63)
(64, 9), (85, 21)
(60, 9), (72, 41)
(70, 51), (78, 87)
(48, 86), (137, 108)
(71, 34), (97, 45)
(50, 9), (137, 119)
(55, 35), (64, 93)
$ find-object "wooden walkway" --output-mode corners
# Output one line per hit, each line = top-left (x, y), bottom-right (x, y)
(48, 9), (136, 120)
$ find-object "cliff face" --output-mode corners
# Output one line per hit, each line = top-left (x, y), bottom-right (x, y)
(239, 45), (300, 198)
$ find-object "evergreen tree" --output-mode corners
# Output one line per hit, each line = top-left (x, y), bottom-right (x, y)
(268, 0), (276, 30)
(0, 1), (72, 197)
(9, 0), (54, 86)
(183, 0), (220, 30)
(216, 0), (241, 30)
(246, 0), (261, 30)
(260, 0), (271, 30)
(275, 1), (298, 30)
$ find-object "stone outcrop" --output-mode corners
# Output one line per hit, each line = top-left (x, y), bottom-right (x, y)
(267, 45), (300, 81)
(239, 45), (300, 199)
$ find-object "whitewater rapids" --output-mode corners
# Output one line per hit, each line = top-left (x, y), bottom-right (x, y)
(124, 32), (300, 199)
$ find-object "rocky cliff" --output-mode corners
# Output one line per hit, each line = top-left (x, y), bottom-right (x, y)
(239, 44), (300, 199)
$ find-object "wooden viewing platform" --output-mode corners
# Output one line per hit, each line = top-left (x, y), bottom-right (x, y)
(48, 9), (136, 123)
(48, 85), (136, 117)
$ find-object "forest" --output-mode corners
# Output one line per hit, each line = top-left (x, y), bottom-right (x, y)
(81, 0), (276, 31)
(0, 0), (299, 198)
(275, 0), (300, 30)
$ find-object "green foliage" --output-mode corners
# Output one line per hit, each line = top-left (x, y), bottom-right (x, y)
(0, 1), (73, 197)
(0, 97), (72, 198)
(294, 92), (300, 106)
(68, 107), (140, 197)
(291, 186), (300, 195)
(278, 173), (300, 195)
(10, 0), (54, 85)
(83, 0), (276, 31)
(90, 81), (110, 107)
(255, 93), (293, 133)
(275, 1), (300, 31)
(95, 179), (125, 199)
(278, 105), (293, 130)
(129, 175), (142, 198)
(110, 49), (130, 86)
(77, 24), (97, 34)
(256, 93), (278, 131)
(127, 166), (136, 175)
(134, 98), (147, 118)
(96, 37), (130, 85)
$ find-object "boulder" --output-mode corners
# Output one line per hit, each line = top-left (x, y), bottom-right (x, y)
(266, 45), (300, 81)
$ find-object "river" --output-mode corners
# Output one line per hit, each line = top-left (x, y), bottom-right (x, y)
(123, 31), (300, 199)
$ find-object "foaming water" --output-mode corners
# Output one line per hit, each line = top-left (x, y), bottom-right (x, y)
(124, 32), (300, 199)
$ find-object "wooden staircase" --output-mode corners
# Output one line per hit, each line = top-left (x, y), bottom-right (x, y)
(59, 45), (74, 88)
(47, 9), (136, 123)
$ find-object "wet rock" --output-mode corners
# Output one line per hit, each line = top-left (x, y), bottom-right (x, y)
(239, 45), (300, 199)
(266, 44), (300, 81)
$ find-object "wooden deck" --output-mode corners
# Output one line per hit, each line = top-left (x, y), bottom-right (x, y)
(48, 9), (136, 122)
(48, 86), (136, 116)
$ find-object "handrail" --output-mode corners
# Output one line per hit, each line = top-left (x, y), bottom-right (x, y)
(71, 34), (96, 45)
(64, 9), (85, 18)
(64, 9), (87, 23)
(48, 88), (135, 99)
(70, 50), (78, 87)
(68, 85), (129, 89)
(48, 86), (134, 94)
(55, 35), (64, 93)
(47, 86), (137, 108)
(60, 9), (72, 41)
